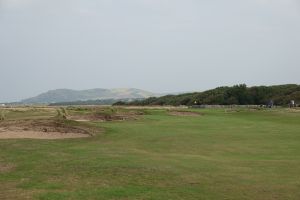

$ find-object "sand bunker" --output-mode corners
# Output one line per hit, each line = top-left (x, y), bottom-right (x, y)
(169, 111), (201, 117)
(0, 120), (91, 139)
(0, 130), (89, 139)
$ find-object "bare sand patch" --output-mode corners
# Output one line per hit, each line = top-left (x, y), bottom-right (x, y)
(169, 111), (201, 117)
(0, 119), (92, 139)
(0, 130), (89, 139)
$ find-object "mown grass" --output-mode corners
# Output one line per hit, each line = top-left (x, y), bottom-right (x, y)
(0, 107), (300, 199)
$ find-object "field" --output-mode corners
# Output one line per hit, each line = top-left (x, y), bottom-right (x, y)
(0, 106), (300, 200)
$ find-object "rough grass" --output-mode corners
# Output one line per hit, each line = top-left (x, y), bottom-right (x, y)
(0, 107), (300, 199)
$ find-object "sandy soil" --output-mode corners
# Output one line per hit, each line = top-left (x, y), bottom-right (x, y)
(0, 120), (92, 139)
(0, 130), (89, 139)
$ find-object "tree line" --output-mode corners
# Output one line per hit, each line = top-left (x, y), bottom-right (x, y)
(113, 84), (300, 106)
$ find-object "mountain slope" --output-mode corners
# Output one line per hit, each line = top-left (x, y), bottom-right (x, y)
(22, 88), (159, 104)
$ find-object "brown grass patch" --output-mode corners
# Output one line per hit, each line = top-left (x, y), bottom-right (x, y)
(0, 163), (15, 173)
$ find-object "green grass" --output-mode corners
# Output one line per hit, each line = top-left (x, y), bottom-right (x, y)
(1, 107), (300, 199)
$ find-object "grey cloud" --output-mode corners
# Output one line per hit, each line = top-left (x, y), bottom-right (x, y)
(0, 0), (299, 102)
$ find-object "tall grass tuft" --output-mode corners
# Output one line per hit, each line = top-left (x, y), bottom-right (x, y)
(0, 111), (5, 121)
(61, 107), (68, 117)
(56, 108), (67, 120)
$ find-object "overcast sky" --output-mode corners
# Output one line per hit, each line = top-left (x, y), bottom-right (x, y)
(0, 0), (300, 102)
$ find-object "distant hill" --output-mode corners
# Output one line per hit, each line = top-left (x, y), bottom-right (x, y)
(114, 84), (300, 106)
(48, 98), (144, 106)
(21, 88), (160, 104)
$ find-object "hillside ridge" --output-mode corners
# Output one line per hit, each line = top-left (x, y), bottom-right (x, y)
(21, 88), (160, 104)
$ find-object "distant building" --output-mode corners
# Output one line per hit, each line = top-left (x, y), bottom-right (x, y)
(0, 104), (5, 107)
